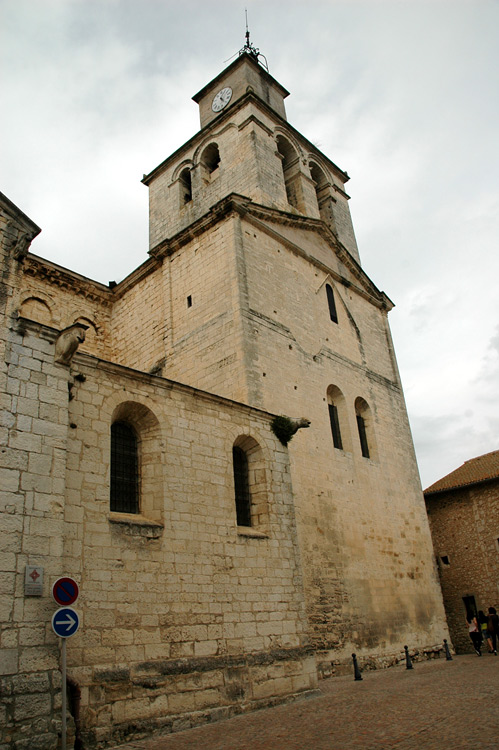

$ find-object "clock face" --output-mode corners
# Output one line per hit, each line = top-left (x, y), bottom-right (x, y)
(212, 87), (233, 113)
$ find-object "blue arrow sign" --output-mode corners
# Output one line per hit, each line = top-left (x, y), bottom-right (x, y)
(52, 607), (80, 638)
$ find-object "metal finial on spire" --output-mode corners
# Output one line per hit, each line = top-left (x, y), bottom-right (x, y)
(245, 8), (250, 48)
(238, 9), (269, 71)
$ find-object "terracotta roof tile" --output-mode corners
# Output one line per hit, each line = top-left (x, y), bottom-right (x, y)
(424, 449), (499, 495)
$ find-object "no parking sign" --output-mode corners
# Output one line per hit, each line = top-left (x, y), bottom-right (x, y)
(52, 577), (79, 606)
(51, 576), (80, 750)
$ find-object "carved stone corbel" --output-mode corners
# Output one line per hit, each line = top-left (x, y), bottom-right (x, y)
(3, 223), (36, 262)
(54, 323), (88, 366)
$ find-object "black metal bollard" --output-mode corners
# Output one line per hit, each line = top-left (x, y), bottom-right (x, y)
(443, 639), (453, 661)
(352, 653), (363, 681)
(404, 645), (413, 670)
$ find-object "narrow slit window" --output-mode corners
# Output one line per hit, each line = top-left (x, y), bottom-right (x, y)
(328, 403), (343, 450)
(179, 168), (192, 204)
(356, 414), (370, 458)
(233, 446), (251, 527)
(326, 284), (338, 323)
(111, 422), (139, 513)
(187, 295), (192, 308)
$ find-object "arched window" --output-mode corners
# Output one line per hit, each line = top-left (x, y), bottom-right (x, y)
(328, 403), (342, 450)
(327, 385), (350, 452)
(355, 397), (376, 460)
(109, 402), (163, 525)
(356, 413), (369, 458)
(233, 446), (251, 527)
(276, 135), (304, 211)
(310, 162), (336, 231)
(110, 421), (139, 513)
(19, 297), (53, 325)
(232, 435), (269, 532)
(326, 284), (338, 324)
(179, 167), (192, 204)
(201, 142), (220, 180)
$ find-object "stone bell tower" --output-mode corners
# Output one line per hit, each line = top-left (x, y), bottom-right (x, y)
(142, 43), (449, 668)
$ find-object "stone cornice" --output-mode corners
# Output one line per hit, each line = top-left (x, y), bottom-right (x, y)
(236, 200), (392, 310)
(0, 192), (41, 261)
(73, 350), (283, 424)
(111, 256), (161, 299)
(0, 192), (41, 238)
(148, 193), (394, 311)
(319, 346), (401, 392)
(149, 193), (251, 260)
(23, 254), (112, 307)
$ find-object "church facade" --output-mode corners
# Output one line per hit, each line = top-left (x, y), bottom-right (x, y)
(1, 51), (448, 748)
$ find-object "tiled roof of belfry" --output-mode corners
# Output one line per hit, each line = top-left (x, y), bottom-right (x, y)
(424, 450), (499, 495)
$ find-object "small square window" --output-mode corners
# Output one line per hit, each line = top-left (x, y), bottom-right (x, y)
(440, 555), (450, 566)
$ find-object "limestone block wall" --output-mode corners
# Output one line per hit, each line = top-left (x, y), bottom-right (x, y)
(59, 352), (315, 747)
(160, 207), (449, 664)
(1, 320), (72, 750)
(237, 216), (448, 662)
(425, 482), (499, 653)
(1, 197), (67, 750)
(239, 218), (395, 389)
(1, 313), (316, 748)
(19, 256), (113, 361)
(162, 220), (248, 403)
(109, 261), (165, 373)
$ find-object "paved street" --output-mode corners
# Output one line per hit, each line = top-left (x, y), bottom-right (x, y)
(113, 653), (499, 750)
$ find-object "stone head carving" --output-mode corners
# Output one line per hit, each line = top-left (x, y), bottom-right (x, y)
(288, 418), (311, 434)
(54, 323), (88, 366)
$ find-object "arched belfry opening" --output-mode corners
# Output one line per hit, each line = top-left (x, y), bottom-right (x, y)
(276, 135), (305, 211)
(200, 142), (220, 181)
(179, 168), (192, 205)
(310, 161), (336, 232)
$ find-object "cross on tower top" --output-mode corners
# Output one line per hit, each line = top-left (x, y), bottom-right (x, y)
(239, 9), (268, 71)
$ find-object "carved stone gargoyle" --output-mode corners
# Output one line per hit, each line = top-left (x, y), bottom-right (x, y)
(271, 415), (311, 446)
(54, 323), (88, 366)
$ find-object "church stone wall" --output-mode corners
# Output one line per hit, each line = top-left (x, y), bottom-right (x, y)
(1, 315), (316, 748)
(237, 216), (447, 663)
(1, 51), (452, 748)
(142, 200), (448, 669)
(18, 259), (113, 362)
(162, 221), (249, 403)
(110, 263), (165, 373)
(1, 321), (71, 750)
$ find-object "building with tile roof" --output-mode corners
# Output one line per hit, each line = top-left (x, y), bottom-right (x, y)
(424, 451), (499, 653)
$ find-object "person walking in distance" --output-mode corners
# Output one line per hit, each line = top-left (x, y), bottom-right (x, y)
(487, 607), (498, 655)
(478, 610), (489, 648)
(467, 612), (482, 656)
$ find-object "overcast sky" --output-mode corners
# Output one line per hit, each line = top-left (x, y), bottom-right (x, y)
(2, 0), (498, 488)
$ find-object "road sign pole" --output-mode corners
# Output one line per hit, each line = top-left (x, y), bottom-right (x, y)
(51, 578), (79, 750)
(61, 637), (67, 750)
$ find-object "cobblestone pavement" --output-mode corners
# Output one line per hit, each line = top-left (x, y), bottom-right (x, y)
(114, 654), (498, 750)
